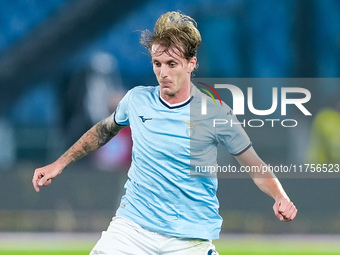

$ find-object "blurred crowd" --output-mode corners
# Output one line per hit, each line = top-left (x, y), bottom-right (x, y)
(0, 0), (339, 170)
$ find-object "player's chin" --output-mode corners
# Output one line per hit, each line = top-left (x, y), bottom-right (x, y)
(161, 88), (175, 97)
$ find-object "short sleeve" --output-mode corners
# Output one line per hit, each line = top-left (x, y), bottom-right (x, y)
(215, 103), (252, 155)
(114, 89), (132, 126)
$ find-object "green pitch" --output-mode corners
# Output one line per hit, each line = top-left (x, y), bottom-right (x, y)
(1, 249), (340, 255)
(213, 237), (340, 255)
(0, 252), (86, 255)
(1, 235), (340, 255)
(1, 250), (340, 255)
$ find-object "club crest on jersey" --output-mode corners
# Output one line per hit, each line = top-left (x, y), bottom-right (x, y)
(207, 249), (219, 255)
(182, 120), (201, 137)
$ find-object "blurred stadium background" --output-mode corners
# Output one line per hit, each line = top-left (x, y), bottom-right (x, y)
(0, 0), (340, 253)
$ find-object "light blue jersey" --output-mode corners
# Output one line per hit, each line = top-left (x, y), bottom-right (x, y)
(114, 84), (251, 240)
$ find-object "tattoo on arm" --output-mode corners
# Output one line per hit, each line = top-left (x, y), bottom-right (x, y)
(66, 147), (87, 166)
(60, 113), (122, 168)
(96, 120), (115, 147)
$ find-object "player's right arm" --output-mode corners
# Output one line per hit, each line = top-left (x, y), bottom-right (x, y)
(32, 112), (124, 192)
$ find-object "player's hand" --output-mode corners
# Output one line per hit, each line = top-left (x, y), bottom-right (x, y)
(273, 198), (297, 222)
(32, 163), (63, 192)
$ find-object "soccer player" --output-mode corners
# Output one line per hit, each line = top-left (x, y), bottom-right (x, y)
(32, 11), (297, 255)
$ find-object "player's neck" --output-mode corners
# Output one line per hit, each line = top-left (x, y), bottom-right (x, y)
(160, 82), (191, 105)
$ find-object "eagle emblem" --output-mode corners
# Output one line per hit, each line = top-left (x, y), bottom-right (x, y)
(182, 120), (201, 137)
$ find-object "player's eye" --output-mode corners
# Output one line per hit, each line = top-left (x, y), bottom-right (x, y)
(169, 62), (176, 67)
(153, 61), (161, 67)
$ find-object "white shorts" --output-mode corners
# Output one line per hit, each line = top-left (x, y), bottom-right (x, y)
(89, 216), (219, 255)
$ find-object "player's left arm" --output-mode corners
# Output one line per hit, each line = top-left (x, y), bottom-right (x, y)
(235, 146), (297, 222)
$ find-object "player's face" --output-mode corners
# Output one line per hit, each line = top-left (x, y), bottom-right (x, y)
(151, 44), (196, 101)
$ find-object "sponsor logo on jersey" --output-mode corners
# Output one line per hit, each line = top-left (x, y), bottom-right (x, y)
(139, 116), (153, 123)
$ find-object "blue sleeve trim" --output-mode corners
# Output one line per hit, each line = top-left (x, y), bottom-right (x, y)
(230, 142), (252, 156)
(113, 112), (128, 127)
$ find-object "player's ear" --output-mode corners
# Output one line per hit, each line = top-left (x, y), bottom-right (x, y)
(188, 57), (197, 72)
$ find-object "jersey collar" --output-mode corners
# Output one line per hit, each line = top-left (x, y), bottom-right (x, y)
(158, 83), (197, 109)
(159, 94), (191, 109)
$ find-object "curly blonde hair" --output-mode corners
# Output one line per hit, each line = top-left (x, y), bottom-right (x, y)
(140, 11), (201, 60)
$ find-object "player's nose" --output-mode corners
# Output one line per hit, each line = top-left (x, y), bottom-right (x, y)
(160, 66), (169, 78)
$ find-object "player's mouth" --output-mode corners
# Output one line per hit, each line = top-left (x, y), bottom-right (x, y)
(160, 80), (172, 87)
